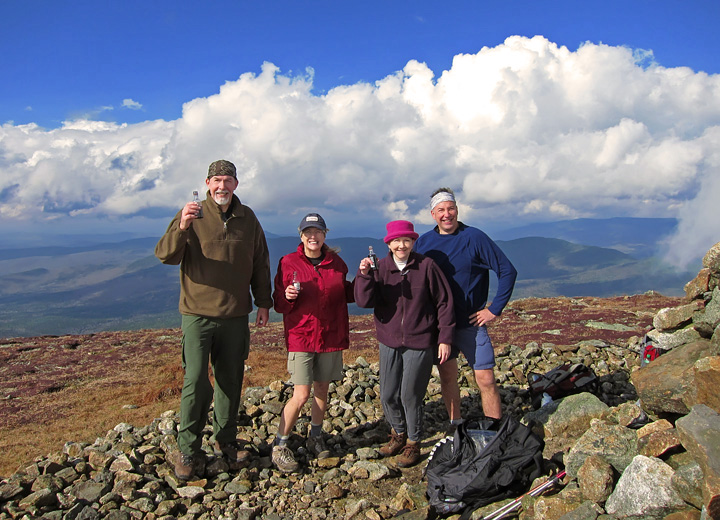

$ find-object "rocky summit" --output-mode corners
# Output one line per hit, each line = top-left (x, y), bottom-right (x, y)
(1, 242), (720, 520)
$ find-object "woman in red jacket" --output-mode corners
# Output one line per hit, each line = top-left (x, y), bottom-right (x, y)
(271, 213), (354, 473)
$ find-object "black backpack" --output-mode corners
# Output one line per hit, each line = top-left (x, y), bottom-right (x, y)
(425, 415), (544, 518)
(528, 363), (598, 409)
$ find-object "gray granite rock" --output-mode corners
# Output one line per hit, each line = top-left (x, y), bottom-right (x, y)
(676, 405), (720, 519)
(694, 287), (720, 334)
(646, 326), (703, 351)
(672, 461), (705, 510)
(702, 241), (720, 272)
(524, 392), (610, 461)
(653, 301), (704, 331)
(565, 422), (638, 478)
(605, 455), (685, 519)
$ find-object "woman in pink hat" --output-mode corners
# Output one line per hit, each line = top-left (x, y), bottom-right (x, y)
(354, 220), (455, 467)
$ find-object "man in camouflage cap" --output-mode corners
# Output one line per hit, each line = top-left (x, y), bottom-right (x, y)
(155, 159), (272, 480)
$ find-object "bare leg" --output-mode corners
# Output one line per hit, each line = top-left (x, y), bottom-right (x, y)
(474, 368), (501, 419)
(310, 381), (330, 425)
(277, 384), (311, 436)
(437, 358), (461, 421)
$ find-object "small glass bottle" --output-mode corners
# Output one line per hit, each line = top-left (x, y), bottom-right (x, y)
(292, 271), (301, 291)
(368, 246), (379, 271)
(192, 190), (203, 219)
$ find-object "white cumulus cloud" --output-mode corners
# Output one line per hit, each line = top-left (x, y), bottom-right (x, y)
(1, 36), (719, 266)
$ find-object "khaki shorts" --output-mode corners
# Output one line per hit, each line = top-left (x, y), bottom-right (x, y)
(287, 351), (344, 385)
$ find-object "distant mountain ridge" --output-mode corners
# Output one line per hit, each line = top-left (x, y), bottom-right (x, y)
(0, 237), (160, 261)
(495, 217), (678, 257)
(0, 218), (694, 338)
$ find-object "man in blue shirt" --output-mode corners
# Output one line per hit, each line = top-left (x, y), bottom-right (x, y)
(415, 188), (517, 422)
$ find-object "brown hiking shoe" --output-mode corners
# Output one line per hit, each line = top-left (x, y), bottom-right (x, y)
(173, 452), (195, 480)
(396, 442), (421, 467)
(214, 441), (251, 468)
(272, 444), (300, 473)
(379, 431), (407, 457)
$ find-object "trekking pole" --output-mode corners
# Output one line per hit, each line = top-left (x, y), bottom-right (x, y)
(479, 470), (567, 520)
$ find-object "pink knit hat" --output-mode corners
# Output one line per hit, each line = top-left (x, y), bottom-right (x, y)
(384, 220), (419, 243)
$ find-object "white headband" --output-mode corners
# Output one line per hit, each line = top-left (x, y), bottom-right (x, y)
(430, 191), (456, 210)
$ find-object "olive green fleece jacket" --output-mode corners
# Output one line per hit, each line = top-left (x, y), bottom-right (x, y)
(155, 193), (273, 318)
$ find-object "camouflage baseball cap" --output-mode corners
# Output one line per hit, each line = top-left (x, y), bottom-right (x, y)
(207, 160), (237, 178)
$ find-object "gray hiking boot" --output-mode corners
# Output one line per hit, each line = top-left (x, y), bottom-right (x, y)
(272, 444), (300, 473)
(306, 435), (330, 459)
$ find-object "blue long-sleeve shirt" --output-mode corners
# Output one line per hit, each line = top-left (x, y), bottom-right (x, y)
(414, 222), (517, 328)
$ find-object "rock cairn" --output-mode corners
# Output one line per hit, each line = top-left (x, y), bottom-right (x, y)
(1, 244), (720, 520)
(645, 242), (720, 353)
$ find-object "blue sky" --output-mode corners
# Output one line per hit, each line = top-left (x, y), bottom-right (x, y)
(3, 0), (718, 127)
(1, 1), (719, 266)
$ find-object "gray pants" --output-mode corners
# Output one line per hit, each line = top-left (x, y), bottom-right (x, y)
(379, 343), (434, 442)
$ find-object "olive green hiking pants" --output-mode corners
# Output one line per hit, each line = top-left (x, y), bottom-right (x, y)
(178, 314), (249, 455)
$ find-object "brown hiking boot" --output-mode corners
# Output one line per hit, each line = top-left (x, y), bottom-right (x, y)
(396, 442), (421, 467)
(193, 452), (207, 477)
(173, 452), (195, 480)
(379, 430), (407, 457)
(214, 441), (251, 468)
